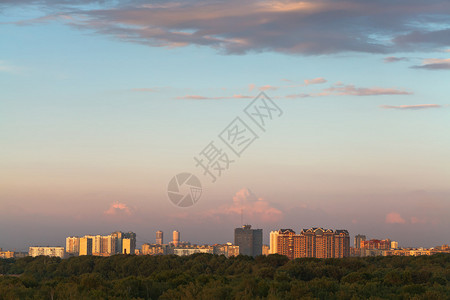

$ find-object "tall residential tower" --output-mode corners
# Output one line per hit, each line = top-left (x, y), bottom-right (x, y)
(172, 230), (180, 246)
(156, 231), (163, 245)
(234, 225), (262, 257)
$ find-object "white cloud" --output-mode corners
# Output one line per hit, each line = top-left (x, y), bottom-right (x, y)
(0, 61), (21, 74)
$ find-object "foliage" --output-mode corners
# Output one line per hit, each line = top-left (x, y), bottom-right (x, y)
(0, 253), (449, 299)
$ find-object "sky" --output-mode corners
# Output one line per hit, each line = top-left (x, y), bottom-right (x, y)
(1, 0), (449, 251)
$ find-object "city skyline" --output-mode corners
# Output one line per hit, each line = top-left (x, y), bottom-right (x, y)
(1, 0), (450, 250)
(3, 226), (448, 260)
(1, 224), (447, 253)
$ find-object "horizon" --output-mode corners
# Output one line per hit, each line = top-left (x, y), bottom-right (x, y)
(1, 0), (449, 252)
(3, 222), (448, 253)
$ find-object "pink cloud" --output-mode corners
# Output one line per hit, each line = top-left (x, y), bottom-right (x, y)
(411, 216), (428, 224)
(175, 94), (252, 100)
(175, 95), (220, 100)
(380, 104), (442, 110)
(220, 188), (283, 223)
(412, 58), (450, 70)
(321, 84), (412, 96)
(232, 94), (253, 99)
(304, 77), (327, 85)
(385, 212), (406, 224)
(175, 188), (283, 224)
(259, 85), (279, 91)
(285, 93), (310, 99)
(248, 83), (256, 91)
(104, 201), (132, 216)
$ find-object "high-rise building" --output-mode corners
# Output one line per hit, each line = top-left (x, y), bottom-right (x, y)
(173, 230), (180, 246)
(111, 231), (124, 254)
(276, 229), (296, 259)
(269, 231), (279, 254)
(100, 235), (117, 255)
(234, 225), (262, 257)
(67, 231), (134, 256)
(110, 231), (136, 254)
(122, 238), (133, 254)
(85, 235), (102, 255)
(156, 231), (163, 245)
(66, 236), (80, 254)
(334, 230), (351, 258)
(29, 247), (65, 258)
(79, 237), (93, 255)
(354, 234), (366, 248)
(274, 227), (350, 259)
(123, 232), (136, 254)
(391, 241), (399, 249)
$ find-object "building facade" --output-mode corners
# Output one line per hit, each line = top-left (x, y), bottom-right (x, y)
(354, 234), (366, 249)
(79, 237), (92, 255)
(391, 241), (399, 249)
(172, 230), (180, 246)
(275, 227), (350, 259)
(0, 249), (15, 259)
(361, 239), (391, 250)
(65, 236), (80, 255)
(173, 246), (214, 256)
(67, 231), (135, 256)
(29, 247), (65, 258)
(234, 225), (263, 257)
(276, 229), (296, 259)
(111, 231), (124, 254)
(142, 244), (166, 255)
(213, 243), (240, 257)
(269, 231), (279, 254)
(156, 231), (163, 245)
(122, 232), (136, 254)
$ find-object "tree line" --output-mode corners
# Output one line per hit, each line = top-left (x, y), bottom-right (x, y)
(0, 253), (449, 299)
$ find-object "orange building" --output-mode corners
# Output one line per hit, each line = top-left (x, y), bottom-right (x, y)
(360, 239), (391, 250)
(0, 249), (14, 259)
(275, 227), (350, 259)
(276, 229), (296, 259)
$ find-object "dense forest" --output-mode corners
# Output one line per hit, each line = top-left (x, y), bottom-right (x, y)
(0, 253), (449, 299)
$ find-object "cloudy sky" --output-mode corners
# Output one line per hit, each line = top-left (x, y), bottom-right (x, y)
(1, 0), (449, 251)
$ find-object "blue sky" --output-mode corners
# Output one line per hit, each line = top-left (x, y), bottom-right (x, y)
(1, 0), (450, 250)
